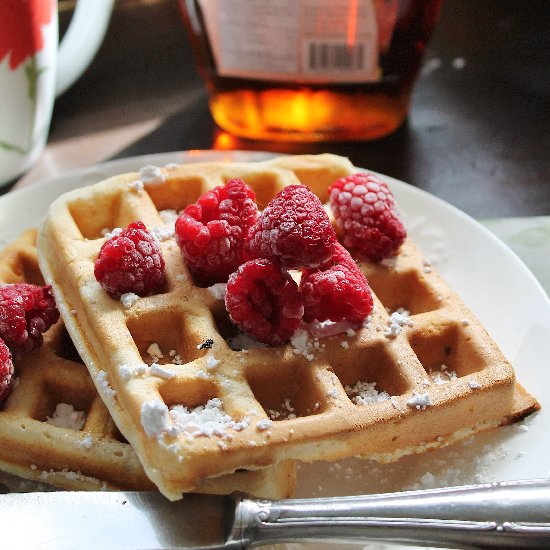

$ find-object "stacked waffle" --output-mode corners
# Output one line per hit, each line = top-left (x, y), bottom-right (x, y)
(26, 153), (538, 500)
(0, 229), (295, 497)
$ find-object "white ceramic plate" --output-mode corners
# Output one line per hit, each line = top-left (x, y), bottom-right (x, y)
(1, 151), (549, 545)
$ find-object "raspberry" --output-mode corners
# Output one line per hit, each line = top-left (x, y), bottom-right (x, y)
(0, 283), (60, 354)
(300, 242), (374, 324)
(94, 221), (165, 298)
(0, 339), (14, 403)
(175, 178), (258, 286)
(248, 184), (337, 269)
(329, 172), (406, 262)
(225, 259), (303, 346)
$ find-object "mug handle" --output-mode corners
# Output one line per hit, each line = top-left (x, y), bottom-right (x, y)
(55, 0), (115, 96)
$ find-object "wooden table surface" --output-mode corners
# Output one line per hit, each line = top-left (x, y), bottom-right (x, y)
(6, 0), (550, 219)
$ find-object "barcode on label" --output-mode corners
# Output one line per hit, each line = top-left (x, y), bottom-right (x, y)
(307, 41), (365, 71)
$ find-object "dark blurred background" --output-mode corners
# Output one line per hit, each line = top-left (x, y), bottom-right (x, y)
(47, 0), (550, 217)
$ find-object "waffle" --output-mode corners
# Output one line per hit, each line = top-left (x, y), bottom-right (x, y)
(37, 153), (539, 500)
(0, 229), (296, 497)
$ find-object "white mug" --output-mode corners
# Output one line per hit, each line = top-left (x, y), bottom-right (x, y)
(0, 0), (114, 185)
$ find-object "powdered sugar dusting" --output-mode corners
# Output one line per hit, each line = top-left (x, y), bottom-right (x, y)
(429, 365), (458, 384)
(256, 418), (273, 432)
(345, 381), (391, 405)
(150, 363), (176, 379)
(120, 292), (139, 309)
(206, 352), (220, 370)
(384, 310), (413, 338)
(147, 343), (163, 360)
(80, 436), (94, 449)
(46, 403), (85, 430)
(468, 379), (482, 389)
(170, 398), (249, 438)
(306, 319), (358, 338)
(127, 179), (144, 193)
(141, 400), (171, 439)
(207, 283), (227, 300)
(150, 224), (175, 242)
(118, 362), (147, 381)
(101, 227), (122, 240)
(406, 392), (432, 410)
(290, 328), (315, 361)
(96, 371), (116, 400)
(139, 165), (165, 184)
(380, 256), (398, 268)
(159, 209), (178, 224)
(268, 398), (297, 420)
(228, 331), (268, 350)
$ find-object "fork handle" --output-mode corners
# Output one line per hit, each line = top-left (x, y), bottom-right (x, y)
(233, 479), (550, 548)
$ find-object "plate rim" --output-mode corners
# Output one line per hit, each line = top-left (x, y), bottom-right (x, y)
(1, 149), (549, 488)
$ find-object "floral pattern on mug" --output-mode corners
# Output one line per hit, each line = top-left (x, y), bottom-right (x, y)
(0, 0), (54, 155)
(0, 0), (54, 69)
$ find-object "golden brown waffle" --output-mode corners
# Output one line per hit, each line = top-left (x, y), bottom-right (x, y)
(37, 154), (539, 500)
(0, 229), (296, 497)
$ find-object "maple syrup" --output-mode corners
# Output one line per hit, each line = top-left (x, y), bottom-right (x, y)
(180, 0), (442, 142)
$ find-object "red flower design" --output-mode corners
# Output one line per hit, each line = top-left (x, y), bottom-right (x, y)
(0, 0), (54, 70)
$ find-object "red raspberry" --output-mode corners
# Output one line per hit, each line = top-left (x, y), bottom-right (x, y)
(0, 339), (14, 403)
(329, 173), (407, 262)
(94, 221), (165, 298)
(0, 283), (60, 354)
(248, 184), (337, 269)
(225, 259), (303, 346)
(300, 242), (374, 324)
(175, 178), (258, 286)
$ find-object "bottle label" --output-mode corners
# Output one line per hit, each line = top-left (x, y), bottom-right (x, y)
(199, 0), (398, 83)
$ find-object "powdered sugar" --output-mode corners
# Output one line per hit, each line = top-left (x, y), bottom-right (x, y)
(147, 343), (163, 360)
(142, 396), (253, 443)
(345, 381), (391, 406)
(228, 331), (268, 350)
(80, 436), (94, 449)
(170, 398), (249, 438)
(205, 353), (220, 370)
(139, 165), (165, 184)
(380, 256), (398, 268)
(406, 392), (432, 410)
(306, 319), (358, 338)
(141, 400), (171, 439)
(429, 365), (458, 384)
(384, 310), (413, 338)
(290, 328), (315, 361)
(46, 403), (85, 430)
(81, 280), (101, 304)
(118, 362), (147, 381)
(96, 370), (116, 400)
(101, 227), (122, 240)
(120, 292), (139, 308)
(144, 210), (177, 242)
(119, 361), (177, 381)
(169, 349), (183, 365)
(256, 418), (273, 432)
(268, 398), (297, 420)
(159, 209), (178, 224)
(150, 223), (175, 242)
(150, 363), (176, 379)
(207, 283), (227, 300)
(127, 179), (144, 193)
